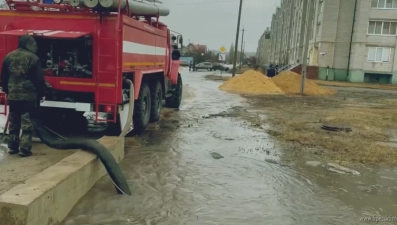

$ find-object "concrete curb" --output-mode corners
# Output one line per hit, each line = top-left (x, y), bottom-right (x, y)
(0, 136), (125, 225)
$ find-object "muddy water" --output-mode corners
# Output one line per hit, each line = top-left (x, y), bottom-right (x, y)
(62, 69), (397, 225)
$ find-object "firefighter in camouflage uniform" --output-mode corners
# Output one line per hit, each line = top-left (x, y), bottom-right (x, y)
(0, 35), (46, 157)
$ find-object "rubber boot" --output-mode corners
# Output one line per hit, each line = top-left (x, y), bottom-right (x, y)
(18, 148), (32, 157)
(7, 138), (20, 155)
(8, 148), (19, 155)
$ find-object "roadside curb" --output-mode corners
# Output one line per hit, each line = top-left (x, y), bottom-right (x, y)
(0, 136), (125, 225)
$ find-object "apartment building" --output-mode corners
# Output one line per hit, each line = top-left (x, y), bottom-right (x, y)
(266, 0), (397, 84)
(269, 0), (309, 67)
(256, 28), (271, 65)
(350, 0), (397, 83)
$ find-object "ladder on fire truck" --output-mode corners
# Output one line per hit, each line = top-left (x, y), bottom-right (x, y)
(95, 33), (118, 124)
(95, 33), (134, 135)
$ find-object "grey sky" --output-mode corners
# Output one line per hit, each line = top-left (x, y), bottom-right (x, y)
(161, 0), (280, 52)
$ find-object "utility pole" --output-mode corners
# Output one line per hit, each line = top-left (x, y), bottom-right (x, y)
(239, 27), (246, 68)
(242, 41), (246, 65)
(300, 0), (314, 95)
(232, 0), (243, 77)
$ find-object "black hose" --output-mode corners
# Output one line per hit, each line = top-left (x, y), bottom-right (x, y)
(30, 109), (131, 196)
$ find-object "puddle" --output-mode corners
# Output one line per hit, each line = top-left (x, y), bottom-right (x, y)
(62, 69), (397, 225)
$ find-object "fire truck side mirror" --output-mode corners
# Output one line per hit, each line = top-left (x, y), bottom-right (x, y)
(177, 35), (183, 49)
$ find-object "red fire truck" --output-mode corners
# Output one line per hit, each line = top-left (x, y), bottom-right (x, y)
(0, 0), (183, 135)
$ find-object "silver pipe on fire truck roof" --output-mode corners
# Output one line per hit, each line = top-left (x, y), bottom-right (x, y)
(98, 0), (170, 16)
(70, 0), (99, 8)
(70, 0), (83, 7)
(84, 0), (99, 7)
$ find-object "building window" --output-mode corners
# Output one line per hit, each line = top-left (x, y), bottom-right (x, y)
(371, 0), (397, 8)
(368, 21), (397, 35)
(368, 47), (391, 62)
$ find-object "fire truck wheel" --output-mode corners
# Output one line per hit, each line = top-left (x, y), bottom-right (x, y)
(165, 74), (182, 108)
(149, 81), (162, 122)
(133, 83), (151, 133)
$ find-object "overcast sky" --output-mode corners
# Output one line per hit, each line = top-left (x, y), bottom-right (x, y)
(161, 0), (281, 53)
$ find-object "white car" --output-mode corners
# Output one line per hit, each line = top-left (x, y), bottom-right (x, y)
(220, 63), (232, 71)
(193, 62), (213, 71)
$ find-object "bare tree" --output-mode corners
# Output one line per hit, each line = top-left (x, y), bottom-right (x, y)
(228, 43), (235, 64)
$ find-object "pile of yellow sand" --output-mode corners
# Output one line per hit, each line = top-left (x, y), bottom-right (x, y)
(272, 71), (335, 95)
(219, 70), (285, 94)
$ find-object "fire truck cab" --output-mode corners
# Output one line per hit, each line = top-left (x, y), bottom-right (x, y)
(0, 0), (183, 135)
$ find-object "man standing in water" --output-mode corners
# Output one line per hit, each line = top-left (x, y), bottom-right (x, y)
(192, 60), (196, 71)
(0, 35), (46, 157)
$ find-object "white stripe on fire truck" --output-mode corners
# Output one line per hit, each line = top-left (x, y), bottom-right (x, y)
(42, 30), (64, 36)
(123, 41), (166, 56)
(31, 30), (52, 34)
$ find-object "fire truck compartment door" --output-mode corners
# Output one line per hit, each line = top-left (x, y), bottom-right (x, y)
(0, 29), (90, 38)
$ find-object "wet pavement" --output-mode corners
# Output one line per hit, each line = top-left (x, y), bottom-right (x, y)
(62, 68), (397, 225)
(0, 142), (74, 195)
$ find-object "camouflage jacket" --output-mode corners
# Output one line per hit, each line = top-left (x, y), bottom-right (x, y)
(0, 35), (45, 101)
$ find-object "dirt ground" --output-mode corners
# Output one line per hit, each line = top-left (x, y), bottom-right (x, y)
(205, 74), (232, 81)
(206, 74), (397, 166)
(314, 80), (397, 91)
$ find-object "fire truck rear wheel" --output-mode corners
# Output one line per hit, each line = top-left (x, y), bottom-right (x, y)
(165, 74), (182, 108)
(149, 81), (162, 122)
(133, 83), (151, 133)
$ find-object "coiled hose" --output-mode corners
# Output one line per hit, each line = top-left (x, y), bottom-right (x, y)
(29, 79), (135, 196)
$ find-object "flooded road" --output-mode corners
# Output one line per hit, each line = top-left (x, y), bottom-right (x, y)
(62, 68), (397, 225)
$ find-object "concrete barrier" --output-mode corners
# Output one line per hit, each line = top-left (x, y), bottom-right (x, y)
(0, 136), (125, 225)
